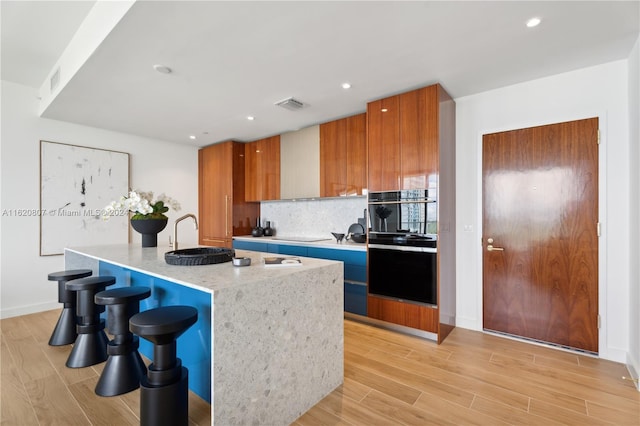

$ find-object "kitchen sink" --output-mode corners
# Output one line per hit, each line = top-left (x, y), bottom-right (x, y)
(165, 247), (234, 266)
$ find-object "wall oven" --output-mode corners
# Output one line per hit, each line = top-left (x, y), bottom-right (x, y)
(368, 190), (437, 306)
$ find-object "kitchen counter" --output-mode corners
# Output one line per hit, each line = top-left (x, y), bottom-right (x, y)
(233, 235), (367, 251)
(65, 244), (343, 425)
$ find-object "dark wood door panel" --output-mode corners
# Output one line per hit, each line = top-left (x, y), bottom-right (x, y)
(483, 117), (599, 353)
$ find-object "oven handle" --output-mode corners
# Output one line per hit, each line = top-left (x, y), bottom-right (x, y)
(368, 244), (437, 253)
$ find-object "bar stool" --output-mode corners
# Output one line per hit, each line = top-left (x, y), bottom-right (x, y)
(94, 286), (151, 396)
(130, 306), (198, 426)
(65, 276), (116, 368)
(47, 269), (93, 346)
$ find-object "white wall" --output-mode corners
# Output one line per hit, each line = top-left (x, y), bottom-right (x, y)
(0, 80), (199, 318)
(628, 36), (640, 386)
(455, 60), (630, 362)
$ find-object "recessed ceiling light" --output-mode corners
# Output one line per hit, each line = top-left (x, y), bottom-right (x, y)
(381, 108), (388, 112)
(189, 135), (196, 140)
(247, 116), (255, 121)
(153, 64), (172, 74)
(341, 82), (352, 89)
(526, 17), (541, 28)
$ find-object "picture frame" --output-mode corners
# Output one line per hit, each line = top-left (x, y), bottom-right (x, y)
(39, 140), (130, 256)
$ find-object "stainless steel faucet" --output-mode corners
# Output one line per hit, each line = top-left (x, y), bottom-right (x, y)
(173, 214), (198, 251)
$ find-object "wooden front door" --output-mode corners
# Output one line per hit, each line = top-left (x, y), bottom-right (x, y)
(482, 118), (599, 353)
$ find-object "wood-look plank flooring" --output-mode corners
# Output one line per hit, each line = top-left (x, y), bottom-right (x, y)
(2, 310), (639, 425)
(1, 309), (211, 426)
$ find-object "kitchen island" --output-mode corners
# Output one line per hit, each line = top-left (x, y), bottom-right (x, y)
(65, 244), (344, 425)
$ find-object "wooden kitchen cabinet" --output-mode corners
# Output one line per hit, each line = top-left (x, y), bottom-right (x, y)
(198, 141), (258, 248)
(367, 84), (444, 191)
(367, 296), (438, 333)
(367, 96), (401, 191)
(245, 135), (280, 201)
(366, 83), (456, 344)
(320, 113), (367, 197)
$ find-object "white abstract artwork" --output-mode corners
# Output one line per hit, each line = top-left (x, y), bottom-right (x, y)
(40, 141), (130, 256)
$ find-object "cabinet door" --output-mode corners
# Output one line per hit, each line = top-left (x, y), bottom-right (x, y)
(245, 136), (281, 201)
(346, 113), (367, 195)
(322, 113), (367, 197)
(320, 118), (347, 197)
(367, 96), (400, 191)
(367, 295), (438, 333)
(399, 86), (439, 190)
(199, 142), (233, 244)
(231, 143), (258, 236)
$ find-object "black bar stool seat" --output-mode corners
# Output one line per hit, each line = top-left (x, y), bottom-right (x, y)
(47, 269), (93, 346)
(65, 276), (116, 368)
(94, 286), (151, 397)
(130, 306), (198, 426)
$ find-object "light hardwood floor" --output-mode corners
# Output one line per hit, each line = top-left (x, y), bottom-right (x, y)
(2, 310), (639, 425)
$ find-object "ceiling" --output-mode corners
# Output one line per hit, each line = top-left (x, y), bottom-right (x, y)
(2, 1), (639, 148)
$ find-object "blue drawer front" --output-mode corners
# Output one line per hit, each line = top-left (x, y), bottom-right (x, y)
(98, 261), (212, 403)
(345, 264), (367, 283)
(344, 281), (367, 316)
(268, 244), (308, 256)
(307, 247), (366, 265)
(233, 239), (268, 252)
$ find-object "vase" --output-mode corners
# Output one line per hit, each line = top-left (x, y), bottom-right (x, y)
(251, 217), (264, 237)
(130, 218), (168, 247)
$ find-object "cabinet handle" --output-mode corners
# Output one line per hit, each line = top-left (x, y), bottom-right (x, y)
(203, 238), (226, 244)
(225, 195), (229, 236)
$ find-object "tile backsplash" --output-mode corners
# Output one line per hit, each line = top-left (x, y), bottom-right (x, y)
(259, 197), (368, 239)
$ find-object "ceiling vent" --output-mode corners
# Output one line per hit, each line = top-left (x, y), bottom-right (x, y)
(275, 97), (306, 111)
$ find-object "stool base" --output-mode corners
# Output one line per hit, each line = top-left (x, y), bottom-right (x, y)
(95, 350), (146, 396)
(140, 367), (189, 426)
(66, 331), (109, 368)
(48, 307), (77, 346)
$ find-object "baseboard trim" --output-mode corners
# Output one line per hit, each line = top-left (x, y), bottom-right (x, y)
(0, 301), (59, 320)
(625, 352), (640, 391)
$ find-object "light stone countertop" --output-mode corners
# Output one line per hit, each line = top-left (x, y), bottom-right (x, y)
(66, 244), (342, 294)
(233, 235), (367, 251)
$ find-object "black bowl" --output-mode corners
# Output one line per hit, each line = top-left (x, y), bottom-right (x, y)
(350, 233), (367, 243)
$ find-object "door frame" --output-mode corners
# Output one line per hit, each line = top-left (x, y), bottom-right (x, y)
(474, 112), (608, 355)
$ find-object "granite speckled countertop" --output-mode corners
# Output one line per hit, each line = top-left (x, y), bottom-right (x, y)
(66, 244), (342, 294)
(233, 235), (367, 251)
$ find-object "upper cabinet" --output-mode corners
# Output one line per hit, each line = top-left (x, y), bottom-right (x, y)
(367, 85), (443, 191)
(280, 125), (320, 199)
(367, 96), (400, 191)
(199, 141), (258, 248)
(320, 113), (367, 197)
(245, 135), (280, 202)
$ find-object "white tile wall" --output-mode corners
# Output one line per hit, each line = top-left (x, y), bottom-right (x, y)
(259, 197), (367, 239)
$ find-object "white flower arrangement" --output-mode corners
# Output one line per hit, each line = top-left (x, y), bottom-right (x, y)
(103, 190), (181, 220)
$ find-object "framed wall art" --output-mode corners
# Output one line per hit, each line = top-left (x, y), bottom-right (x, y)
(40, 141), (130, 256)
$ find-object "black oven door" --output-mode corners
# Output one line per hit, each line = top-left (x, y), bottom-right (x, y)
(368, 245), (437, 306)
